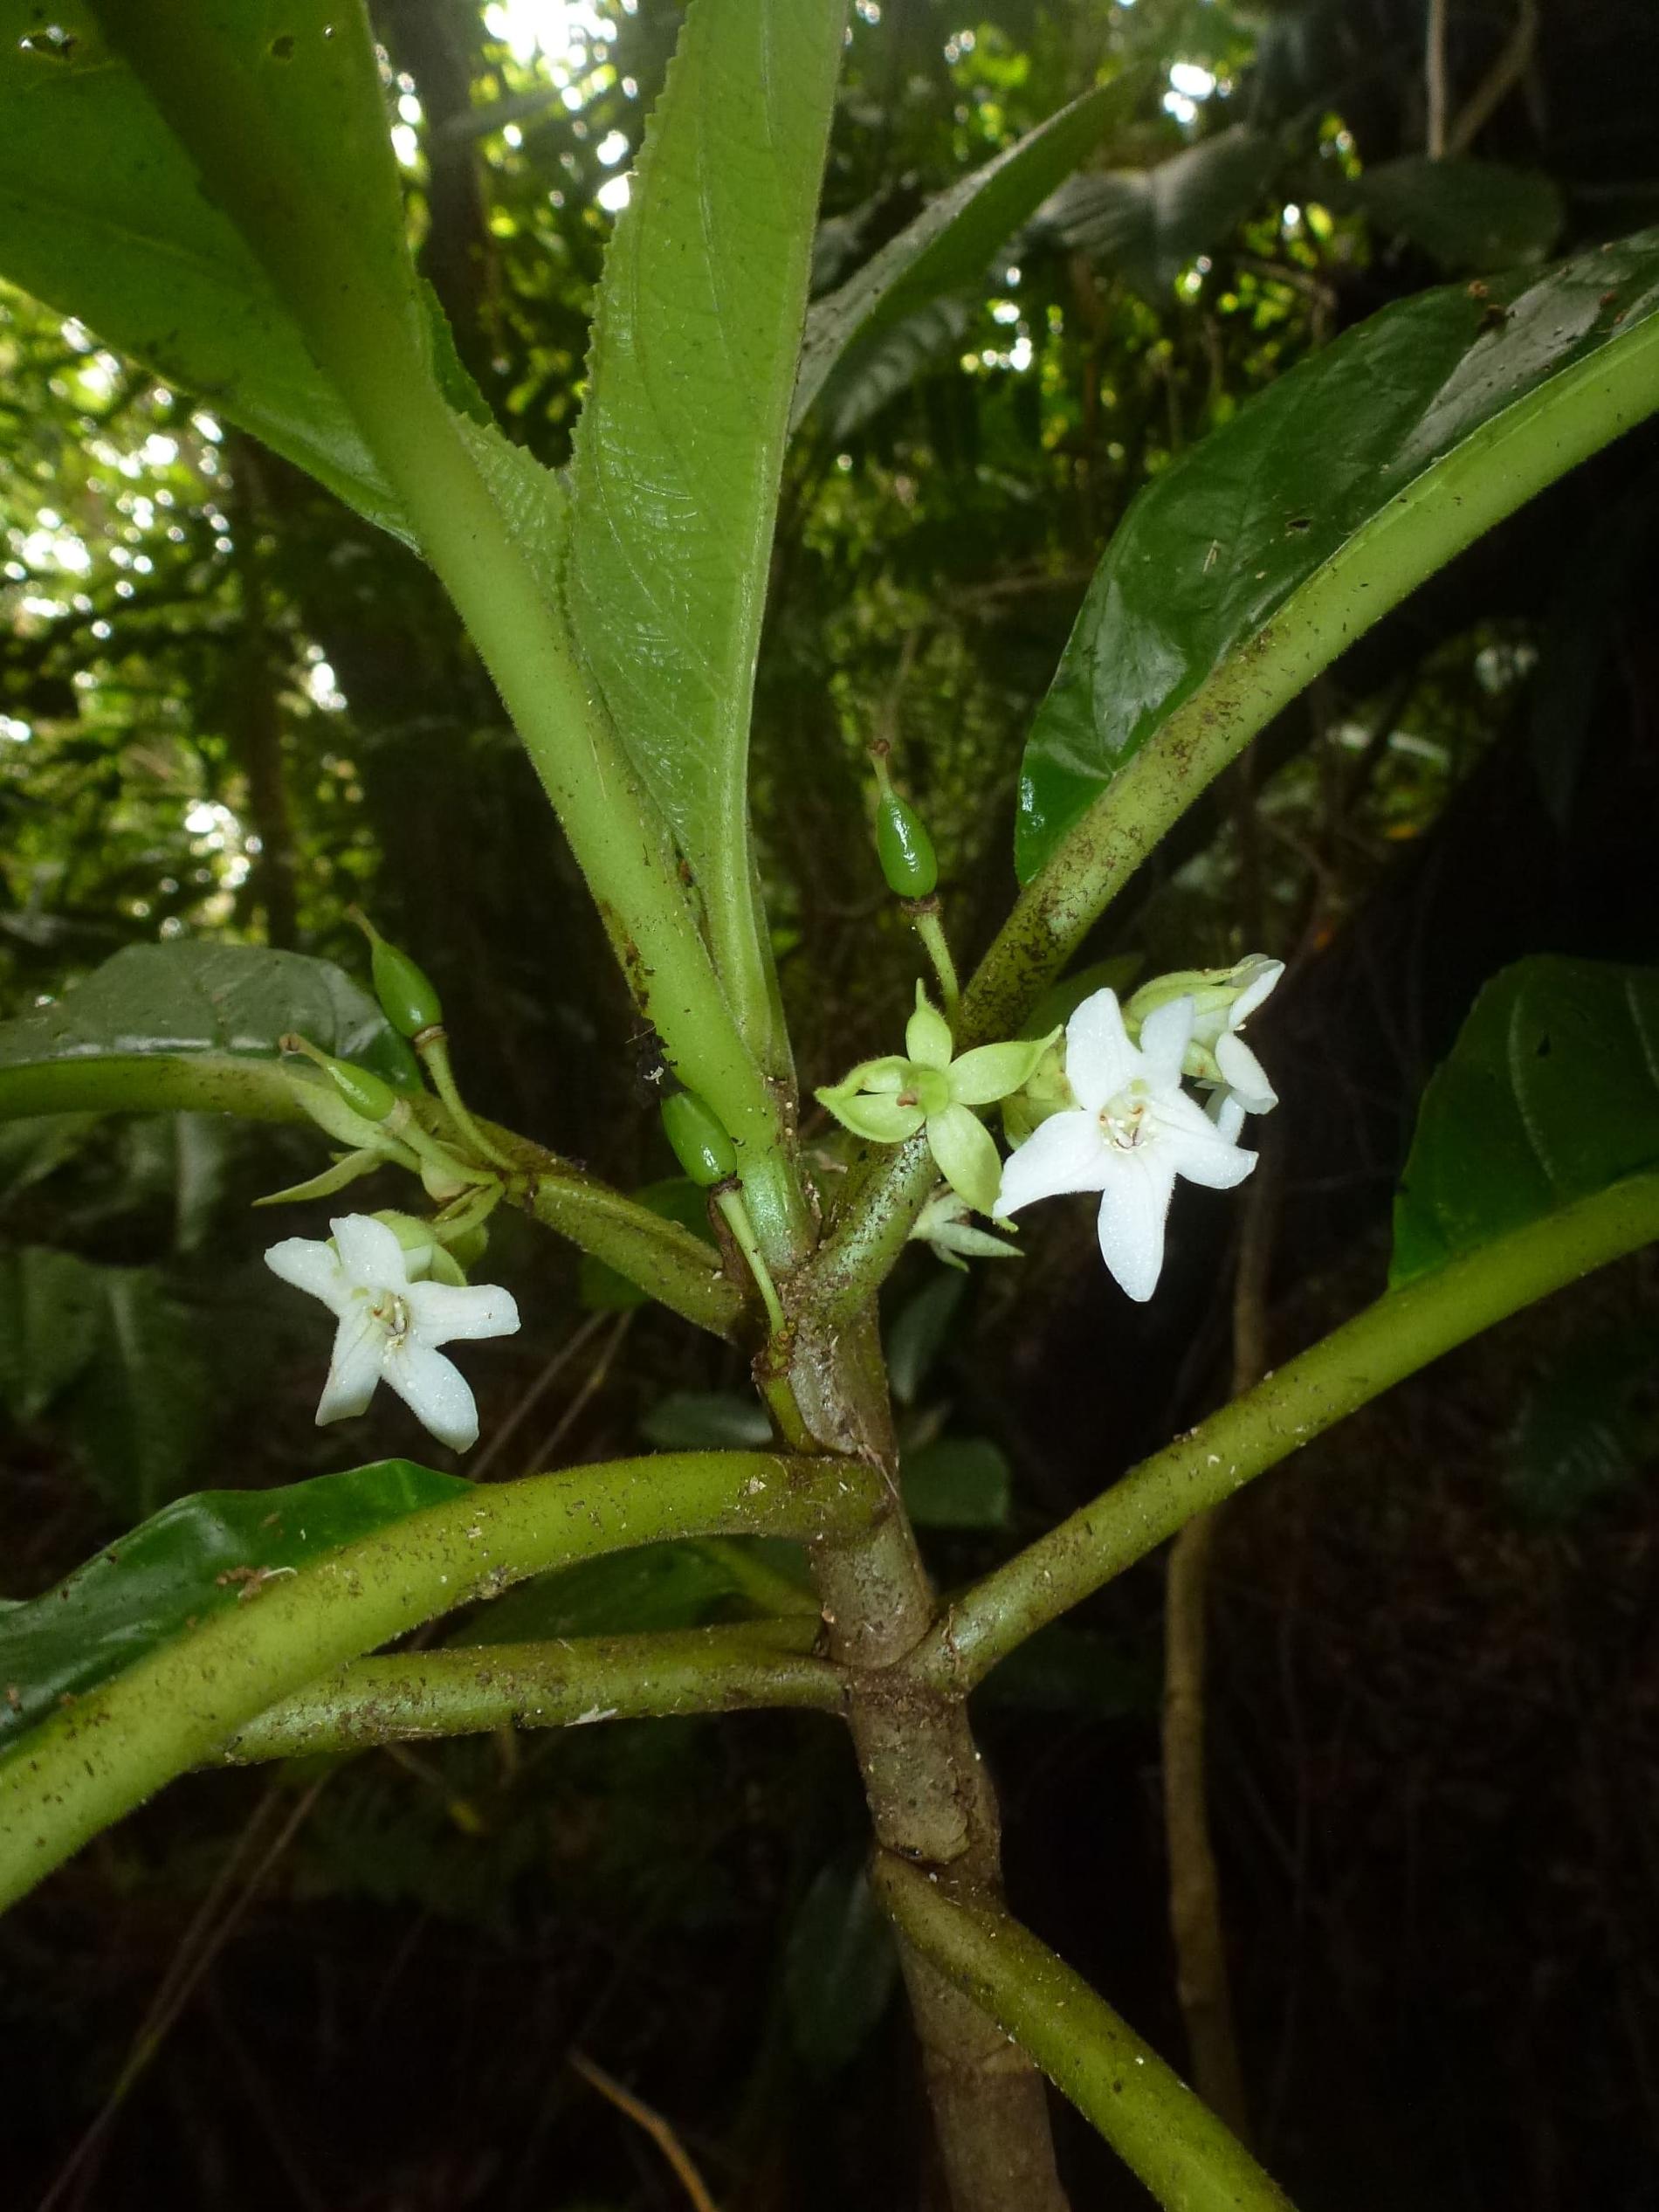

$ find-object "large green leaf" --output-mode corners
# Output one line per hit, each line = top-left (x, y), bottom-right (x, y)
(1015, 230), (1659, 882)
(0, 942), (419, 1122)
(1036, 125), (1279, 299)
(0, 1460), (465, 1759)
(792, 80), (1127, 438)
(0, 2), (422, 540)
(563, 0), (849, 1058)
(1392, 958), (1659, 1286)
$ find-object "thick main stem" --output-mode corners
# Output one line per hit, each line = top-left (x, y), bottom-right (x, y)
(779, 1306), (1070, 2211)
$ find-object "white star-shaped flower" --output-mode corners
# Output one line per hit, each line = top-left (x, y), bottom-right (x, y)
(265, 1213), (520, 1452)
(995, 989), (1256, 1302)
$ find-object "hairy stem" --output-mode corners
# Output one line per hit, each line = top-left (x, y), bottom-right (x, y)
(873, 1857), (1298, 2212)
(916, 1175), (1659, 1692)
(0, 1450), (877, 1912)
(220, 1621), (842, 1761)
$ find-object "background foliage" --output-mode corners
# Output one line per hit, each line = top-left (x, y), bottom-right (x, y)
(3, 0), (1658, 2204)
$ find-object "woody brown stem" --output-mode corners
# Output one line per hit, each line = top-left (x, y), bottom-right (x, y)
(779, 1302), (1069, 2210)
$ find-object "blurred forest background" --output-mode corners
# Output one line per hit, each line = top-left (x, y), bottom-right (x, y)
(4, 0), (1659, 2205)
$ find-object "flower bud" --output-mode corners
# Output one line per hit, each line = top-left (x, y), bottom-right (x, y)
(352, 911), (444, 1038)
(870, 746), (939, 899)
(283, 1034), (397, 1123)
(660, 1088), (739, 1188)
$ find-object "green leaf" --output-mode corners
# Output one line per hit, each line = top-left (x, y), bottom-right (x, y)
(1015, 229), (1659, 884)
(0, 1246), (104, 1424)
(640, 1392), (774, 1451)
(794, 80), (1130, 437)
(1392, 957), (1659, 1286)
(0, 1460), (465, 1759)
(67, 1264), (213, 1519)
(1503, 1325), (1655, 1526)
(886, 1270), (966, 1408)
(1352, 157), (1563, 273)
(901, 1437), (1012, 1530)
(0, 942), (420, 1123)
(564, 0), (850, 1058)
(1038, 125), (1279, 297)
(783, 1854), (899, 2076)
(0, 3), (423, 541)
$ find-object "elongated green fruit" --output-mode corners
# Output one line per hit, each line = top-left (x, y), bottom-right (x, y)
(871, 745), (939, 898)
(662, 1089), (740, 1188)
(354, 912), (444, 1037)
(282, 1033), (396, 1123)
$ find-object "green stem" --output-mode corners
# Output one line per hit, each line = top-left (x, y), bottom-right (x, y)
(420, 1031), (516, 1171)
(915, 1174), (1659, 1692)
(714, 1183), (788, 1336)
(220, 1620), (842, 1761)
(872, 1857), (1298, 2212)
(0, 1449), (879, 1912)
(89, 0), (809, 1269)
(910, 899), (961, 1025)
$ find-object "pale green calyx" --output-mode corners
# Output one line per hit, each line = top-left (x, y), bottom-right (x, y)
(1124, 954), (1284, 1114)
(816, 982), (1058, 1216)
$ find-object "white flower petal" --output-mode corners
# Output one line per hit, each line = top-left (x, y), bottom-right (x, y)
(315, 1306), (384, 1425)
(265, 1236), (348, 1312)
(404, 1279), (520, 1347)
(1162, 1120), (1257, 1192)
(1064, 989), (1139, 1113)
(1096, 1152), (1177, 1303)
(331, 1212), (410, 1291)
(1138, 995), (1196, 1089)
(1215, 1030), (1277, 1113)
(1230, 955), (1284, 1026)
(996, 1109), (1111, 1214)
(384, 1344), (480, 1452)
(1208, 1090), (1248, 1145)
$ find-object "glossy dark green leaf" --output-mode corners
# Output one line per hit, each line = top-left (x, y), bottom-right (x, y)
(1392, 957), (1659, 1286)
(1503, 1325), (1655, 1525)
(1353, 157), (1562, 272)
(794, 81), (1128, 436)
(901, 1437), (1012, 1530)
(565, 0), (849, 1057)
(1038, 126), (1278, 297)
(0, 1460), (465, 1759)
(783, 1854), (899, 2076)
(451, 1540), (740, 1647)
(0, 943), (420, 1125)
(0, 2), (421, 541)
(1016, 229), (1659, 882)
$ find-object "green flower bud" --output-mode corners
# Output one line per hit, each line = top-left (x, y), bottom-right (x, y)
(353, 910), (444, 1037)
(284, 1033), (397, 1123)
(661, 1088), (739, 1188)
(870, 747), (939, 899)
